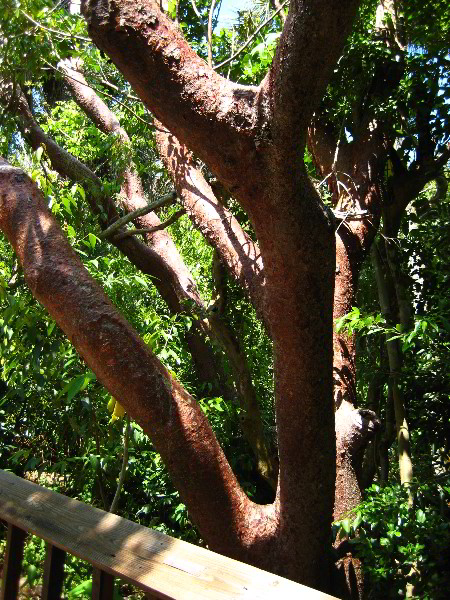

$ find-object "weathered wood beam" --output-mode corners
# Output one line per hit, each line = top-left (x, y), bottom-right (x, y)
(0, 470), (338, 600)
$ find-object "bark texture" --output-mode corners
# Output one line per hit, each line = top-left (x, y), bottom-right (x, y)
(2, 0), (365, 591)
(58, 60), (275, 486)
(308, 117), (384, 522)
(79, 2), (362, 587)
(0, 160), (274, 563)
(307, 117), (385, 598)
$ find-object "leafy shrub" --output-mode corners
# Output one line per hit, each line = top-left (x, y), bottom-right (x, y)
(334, 481), (450, 599)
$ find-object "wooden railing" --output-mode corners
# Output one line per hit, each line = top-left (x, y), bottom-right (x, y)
(0, 470), (339, 599)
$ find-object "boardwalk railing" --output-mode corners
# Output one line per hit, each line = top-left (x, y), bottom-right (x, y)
(0, 470), (339, 599)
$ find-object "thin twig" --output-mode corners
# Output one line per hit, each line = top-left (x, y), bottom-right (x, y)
(109, 416), (130, 514)
(95, 77), (140, 103)
(213, 0), (289, 70)
(113, 208), (186, 240)
(227, 28), (236, 79)
(56, 58), (171, 134)
(208, 0), (218, 68)
(91, 409), (109, 511)
(44, 59), (160, 129)
(98, 191), (178, 239)
(332, 118), (346, 174)
(21, 10), (91, 43)
(190, 0), (210, 51)
(270, 0), (287, 25)
(190, 0), (202, 19)
(334, 209), (369, 219)
(46, 0), (66, 17)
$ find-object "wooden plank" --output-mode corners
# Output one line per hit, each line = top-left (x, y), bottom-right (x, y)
(42, 543), (66, 600)
(0, 523), (26, 600)
(0, 470), (339, 600)
(92, 568), (115, 600)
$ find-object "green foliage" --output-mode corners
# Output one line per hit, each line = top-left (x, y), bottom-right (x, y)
(335, 306), (385, 335)
(320, 0), (450, 167)
(334, 482), (450, 599)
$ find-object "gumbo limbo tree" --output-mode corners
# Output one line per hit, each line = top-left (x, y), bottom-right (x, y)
(5, 0), (448, 596)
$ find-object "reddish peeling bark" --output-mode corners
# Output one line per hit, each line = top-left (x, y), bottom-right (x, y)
(81, 0), (360, 212)
(2, 0), (365, 591)
(0, 160), (277, 564)
(154, 125), (265, 320)
(308, 119), (384, 597)
(59, 61), (275, 484)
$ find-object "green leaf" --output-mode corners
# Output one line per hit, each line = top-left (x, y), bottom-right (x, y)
(340, 518), (351, 534)
(68, 579), (92, 598)
(27, 564), (38, 586)
(352, 512), (362, 530)
(416, 509), (426, 523)
(62, 197), (72, 216)
(168, 0), (177, 19)
(64, 372), (96, 402)
(134, 275), (148, 287)
(88, 233), (97, 249)
(89, 454), (98, 470)
(35, 146), (44, 162)
(77, 184), (86, 201)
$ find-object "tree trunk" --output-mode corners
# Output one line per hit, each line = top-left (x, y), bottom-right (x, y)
(2, 0), (367, 591)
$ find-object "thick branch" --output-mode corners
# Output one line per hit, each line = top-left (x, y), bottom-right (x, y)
(81, 0), (260, 194)
(0, 82), (106, 214)
(62, 60), (276, 484)
(155, 125), (266, 319)
(0, 82), (201, 314)
(387, 159), (448, 234)
(0, 160), (274, 559)
(263, 0), (361, 152)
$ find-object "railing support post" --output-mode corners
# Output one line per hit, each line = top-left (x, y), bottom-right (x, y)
(0, 524), (26, 600)
(42, 543), (66, 600)
(92, 568), (115, 600)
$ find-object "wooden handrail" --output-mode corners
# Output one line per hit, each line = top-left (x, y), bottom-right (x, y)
(0, 470), (339, 599)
